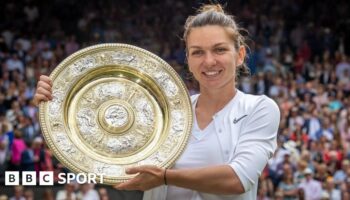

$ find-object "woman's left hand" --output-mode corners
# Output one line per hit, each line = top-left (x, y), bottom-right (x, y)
(114, 165), (166, 191)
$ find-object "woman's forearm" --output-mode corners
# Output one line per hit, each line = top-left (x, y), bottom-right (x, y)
(167, 165), (245, 195)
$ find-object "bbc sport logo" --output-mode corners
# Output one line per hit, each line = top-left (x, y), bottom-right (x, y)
(5, 171), (105, 186)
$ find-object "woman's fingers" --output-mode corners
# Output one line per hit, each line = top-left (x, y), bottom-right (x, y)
(37, 81), (52, 93)
(39, 75), (52, 86)
(114, 177), (141, 190)
(33, 75), (53, 106)
(33, 93), (49, 106)
(36, 86), (53, 99)
(114, 166), (166, 191)
(125, 167), (142, 174)
(38, 75), (52, 91)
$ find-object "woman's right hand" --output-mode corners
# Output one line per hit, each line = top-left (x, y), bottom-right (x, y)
(33, 75), (53, 106)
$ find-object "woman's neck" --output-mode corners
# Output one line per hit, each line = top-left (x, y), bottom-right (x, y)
(197, 87), (236, 114)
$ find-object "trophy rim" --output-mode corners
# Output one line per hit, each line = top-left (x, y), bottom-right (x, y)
(39, 43), (193, 184)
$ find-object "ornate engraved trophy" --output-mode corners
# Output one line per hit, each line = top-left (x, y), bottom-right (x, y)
(39, 44), (193, 184)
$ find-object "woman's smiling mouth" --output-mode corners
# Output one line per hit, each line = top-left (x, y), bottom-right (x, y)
(202, 70), (223, 77)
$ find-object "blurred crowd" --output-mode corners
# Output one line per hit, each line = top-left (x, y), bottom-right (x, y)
(0, 0), (349, 199)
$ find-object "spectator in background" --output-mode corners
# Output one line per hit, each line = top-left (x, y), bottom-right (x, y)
(340, 116), (350, 144)
(314, 163), (329, 183)
(277, 171), (298, 200)
(320, 191), (330, 200)
(76, 184), (100, 200)
(56, 182), (77, 200)
(0, 195), (8, 200)
(313, 86), (328, 110)
(10, 130), (27, 171)
(0, 137), (9, 175)
(323, 177), (341, 200)
(65, 35), (80, 55)
(336, 54), (350, 80)
(275, 153), (296, 181)
(339, 68), (350, 88)
(23, 189), (34, 200)
(0, 93), (7, 115)
(6, 101), (22, 127)
(316, 118), (334, 141)
(43, 188), (55, 200)
(17, 115), (35, 143)
(273, 191), (283, 200)
(294, 160), (307, 184)
(334, 159), (350, 186)
(1, 122), (13, 149)
(5, 54), (24, 74)
(304, 108), (322, 141)
(258, 168), (274, 199)
(9, 186), (25, 200)
(98, 188), (109, 200)
(298, 168), (322, 200)
(20, 136), (44, 173)
(42, 142), (54, 172)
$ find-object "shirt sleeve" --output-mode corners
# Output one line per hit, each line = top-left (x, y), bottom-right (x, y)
(228, 96), (280, 192)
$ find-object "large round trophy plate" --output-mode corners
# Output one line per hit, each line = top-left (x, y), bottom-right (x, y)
(39, 43), (192, 184)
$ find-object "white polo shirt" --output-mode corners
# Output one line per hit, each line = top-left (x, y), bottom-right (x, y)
(143, 90), (280, 200)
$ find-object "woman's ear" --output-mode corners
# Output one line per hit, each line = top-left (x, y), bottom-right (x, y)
(188, 65), (193, 73)
(237, 46), (246, 66)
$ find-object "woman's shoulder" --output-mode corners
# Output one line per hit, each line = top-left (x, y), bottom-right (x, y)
(238, 91), (279, 113)
(190, 91), (279, 111)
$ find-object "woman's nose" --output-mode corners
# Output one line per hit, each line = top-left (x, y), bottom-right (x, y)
(203, 52), (216, 66)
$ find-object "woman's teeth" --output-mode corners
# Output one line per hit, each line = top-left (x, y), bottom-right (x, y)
(204, 71), (219, 76)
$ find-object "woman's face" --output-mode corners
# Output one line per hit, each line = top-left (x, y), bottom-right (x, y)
(186, 25), (245, 91)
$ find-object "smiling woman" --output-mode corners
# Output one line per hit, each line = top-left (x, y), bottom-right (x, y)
(186, 25), (244, 94)
(116, 4), (280, 200)
(33, 3), (280, 200)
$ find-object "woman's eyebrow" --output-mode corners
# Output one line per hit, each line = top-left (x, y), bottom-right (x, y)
(189, 42), (228, 49)
(188, 46), (202, 50)
(213, 42), (229, 47)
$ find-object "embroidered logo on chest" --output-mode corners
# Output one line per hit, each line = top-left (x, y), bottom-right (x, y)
(233, 115), (248, 124)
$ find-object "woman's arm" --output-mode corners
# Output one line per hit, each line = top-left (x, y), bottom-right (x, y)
(116, 97), (280, 195)
(115, 164), (244, 194)
(167, 165), (244, 194)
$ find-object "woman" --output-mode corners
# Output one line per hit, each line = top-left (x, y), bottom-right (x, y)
(277, 171), (298, 200)
(34, 4), (280, 200)
(10, 129), (27, 171)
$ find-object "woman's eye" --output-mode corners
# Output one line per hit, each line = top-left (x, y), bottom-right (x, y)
(191, 51), (203, 56)
(215, 48), (227, 54)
